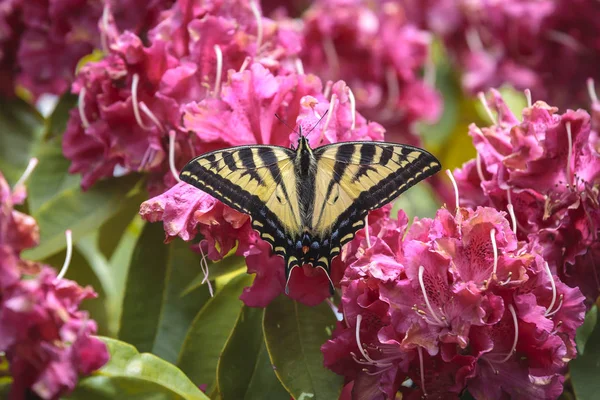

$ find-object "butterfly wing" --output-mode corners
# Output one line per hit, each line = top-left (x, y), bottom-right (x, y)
(179, 145), (303, 258)
(311, 142), (441, 270)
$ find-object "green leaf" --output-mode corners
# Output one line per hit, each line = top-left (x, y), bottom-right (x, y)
(217, 306), (289, 400)
(22, 136), (141, 260)
(391, 182), (441, 220)
(69, 337), (209, 400)
(0, 97), (45, 186)
(263, 295), (343, 400)
(577, 305), (598, 355)
(118, 223), (212, 364)
(178, 273), (253, 395)
(571, 310), (600, 400)
(182, 255), (246, 297)
(45, 94), (77, 139)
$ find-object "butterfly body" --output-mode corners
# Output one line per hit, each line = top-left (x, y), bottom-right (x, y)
(180, 134), (441, 293)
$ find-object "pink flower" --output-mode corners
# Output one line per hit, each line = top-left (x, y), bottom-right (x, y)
(322, 206), (585, 399)
(0, 0), (22, 97)
(453, 89), (600, 305)
(301, 0), (441, 142)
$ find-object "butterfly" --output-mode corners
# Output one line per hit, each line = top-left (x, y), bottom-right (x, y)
(180, 130), (441, 294)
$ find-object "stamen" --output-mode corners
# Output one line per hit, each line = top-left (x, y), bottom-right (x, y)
(355, 315), (377, 364)
(445, 169), (459, 211)
(168, 131), (181, 181)
(139, 102), (164, 131)
(524, 89), (532, 108)
(347, 86), (356, 130)
(418, 346), (427, 397)
(507, 204), (517, 236)
(385, 67), (400, 110)
(418, 266), (446, 326)
(498, 304), (518, 363)
(322, 37), (340, 75)
(239, 56), (251, 72)
(478, 92), (498, 125)
(250, 1), (263, 53)
(565, 121), (573, 187)
(476, 152), (485, 182)
(78, 88), (90, 128)
(543, 261), (557, 316)
(13, 158), (38, 190)
(323, 80), (333, 100)
(587, 78), (599, 104)
(546, 295), (564, 318)
(318, 93), (336, 145)
(326, 298), (343, 321)
(364, 215), (371, 249)
(199, 244), (214, 297)
(490, 229), (498, 278)
(132, 74), (152, 130)
(56, 230), (73, 280)
(213, 45), (223, 97)
(295, 58), (304, 75)
(500, 272), (512, 286)
(100, 4), (111, 53)
(465, 28), (484, 52)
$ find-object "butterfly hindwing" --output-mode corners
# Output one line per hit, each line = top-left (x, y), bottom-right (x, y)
(179, 145), (303, 256)
(311, 141), (441, 258)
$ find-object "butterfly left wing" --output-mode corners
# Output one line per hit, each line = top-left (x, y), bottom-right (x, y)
(310, 142), (441, 272)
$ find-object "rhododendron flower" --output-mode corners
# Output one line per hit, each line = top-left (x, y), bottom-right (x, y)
(0, 170), (109, 400)
(453, 89), (600, 305)
(141, 62), (386, 307)
(322, 204), (585, 399)
(301, 0), (441, 142)
(412, 0), (600, 108)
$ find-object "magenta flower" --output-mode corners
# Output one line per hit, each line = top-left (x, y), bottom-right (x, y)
(453, 89), (600, 305)
(301, 0), (441, 142)
(322, 205), (584, 399)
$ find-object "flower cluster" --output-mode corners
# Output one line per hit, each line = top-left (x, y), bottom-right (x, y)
(453, 89), (600, 306)
(322, 205), (585, 399)
(0, 170), (108, 399)
(410, 0), (600, 108)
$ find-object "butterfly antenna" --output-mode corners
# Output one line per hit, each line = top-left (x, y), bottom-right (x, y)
(274, 113), (300, 136)
(304, 110), (329, 138)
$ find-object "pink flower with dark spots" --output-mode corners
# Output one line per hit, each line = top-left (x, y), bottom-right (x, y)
(453, 89), (600, 306)
(300, 0), (441, 142)
(321, 204), (585, 399)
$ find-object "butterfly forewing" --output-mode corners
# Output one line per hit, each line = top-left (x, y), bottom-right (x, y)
(179, 145), (302, 254)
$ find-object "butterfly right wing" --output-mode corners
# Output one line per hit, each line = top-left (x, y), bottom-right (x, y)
(179, 145), (303, 260)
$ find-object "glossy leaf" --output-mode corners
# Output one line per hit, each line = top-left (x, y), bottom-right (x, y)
(118, 223), (211, 364)
(68, 337), (209, 400)
(0, 97), (45, 186)
(576, 305), (598, 355)
(263, 295), (343, 400)
(181, 254), (246, 297)
(571, 310), (600, 400)
(178, 273), (253, 396)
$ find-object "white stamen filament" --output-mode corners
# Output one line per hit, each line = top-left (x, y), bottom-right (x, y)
(446, 169), (459, 211)
(418, 346), (427, 397)
(500, 272), (512, 286)
(524, 89), (532, 108)
(139, 102), (164, 131)
(587, 78), (599, 104)
(295, 58), (304, 75)
(323, 80), (333, 100)
(465, 28), (484, 52)
(78, 88), (90, 128)
(498, 304), (519, 363)
(250, 1), (263, 53)
(132, 74), (152, 130)
(543, 262), (557, 316)
(490, 229), (498, 278)
(478, 92), (498, 125)
(213, 45), (223, 97)
(318, 93), (336, 145)
(100, 4), (111, 53)
(355, 315), (380, 364)
(385, 67), (400, 110)
(347, 87), (356, 130)
(56, 230), (73, 280)
(239, 56), (251, 72)
(364, 215), (371, 249)
(322, 37), (339, 75)
(565, 121), (573, 187)
(199, 244), (214, 297)
(546, 295), (564, 317)
(14, 158), (38, 190)
(507, 204), (517, 235)
(476, 152), (485, 182)
(418, 266), (446, 326)
(168, 130), (181, 182)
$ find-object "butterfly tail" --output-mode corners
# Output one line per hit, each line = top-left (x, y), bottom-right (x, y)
(284, 257), (300, 295)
